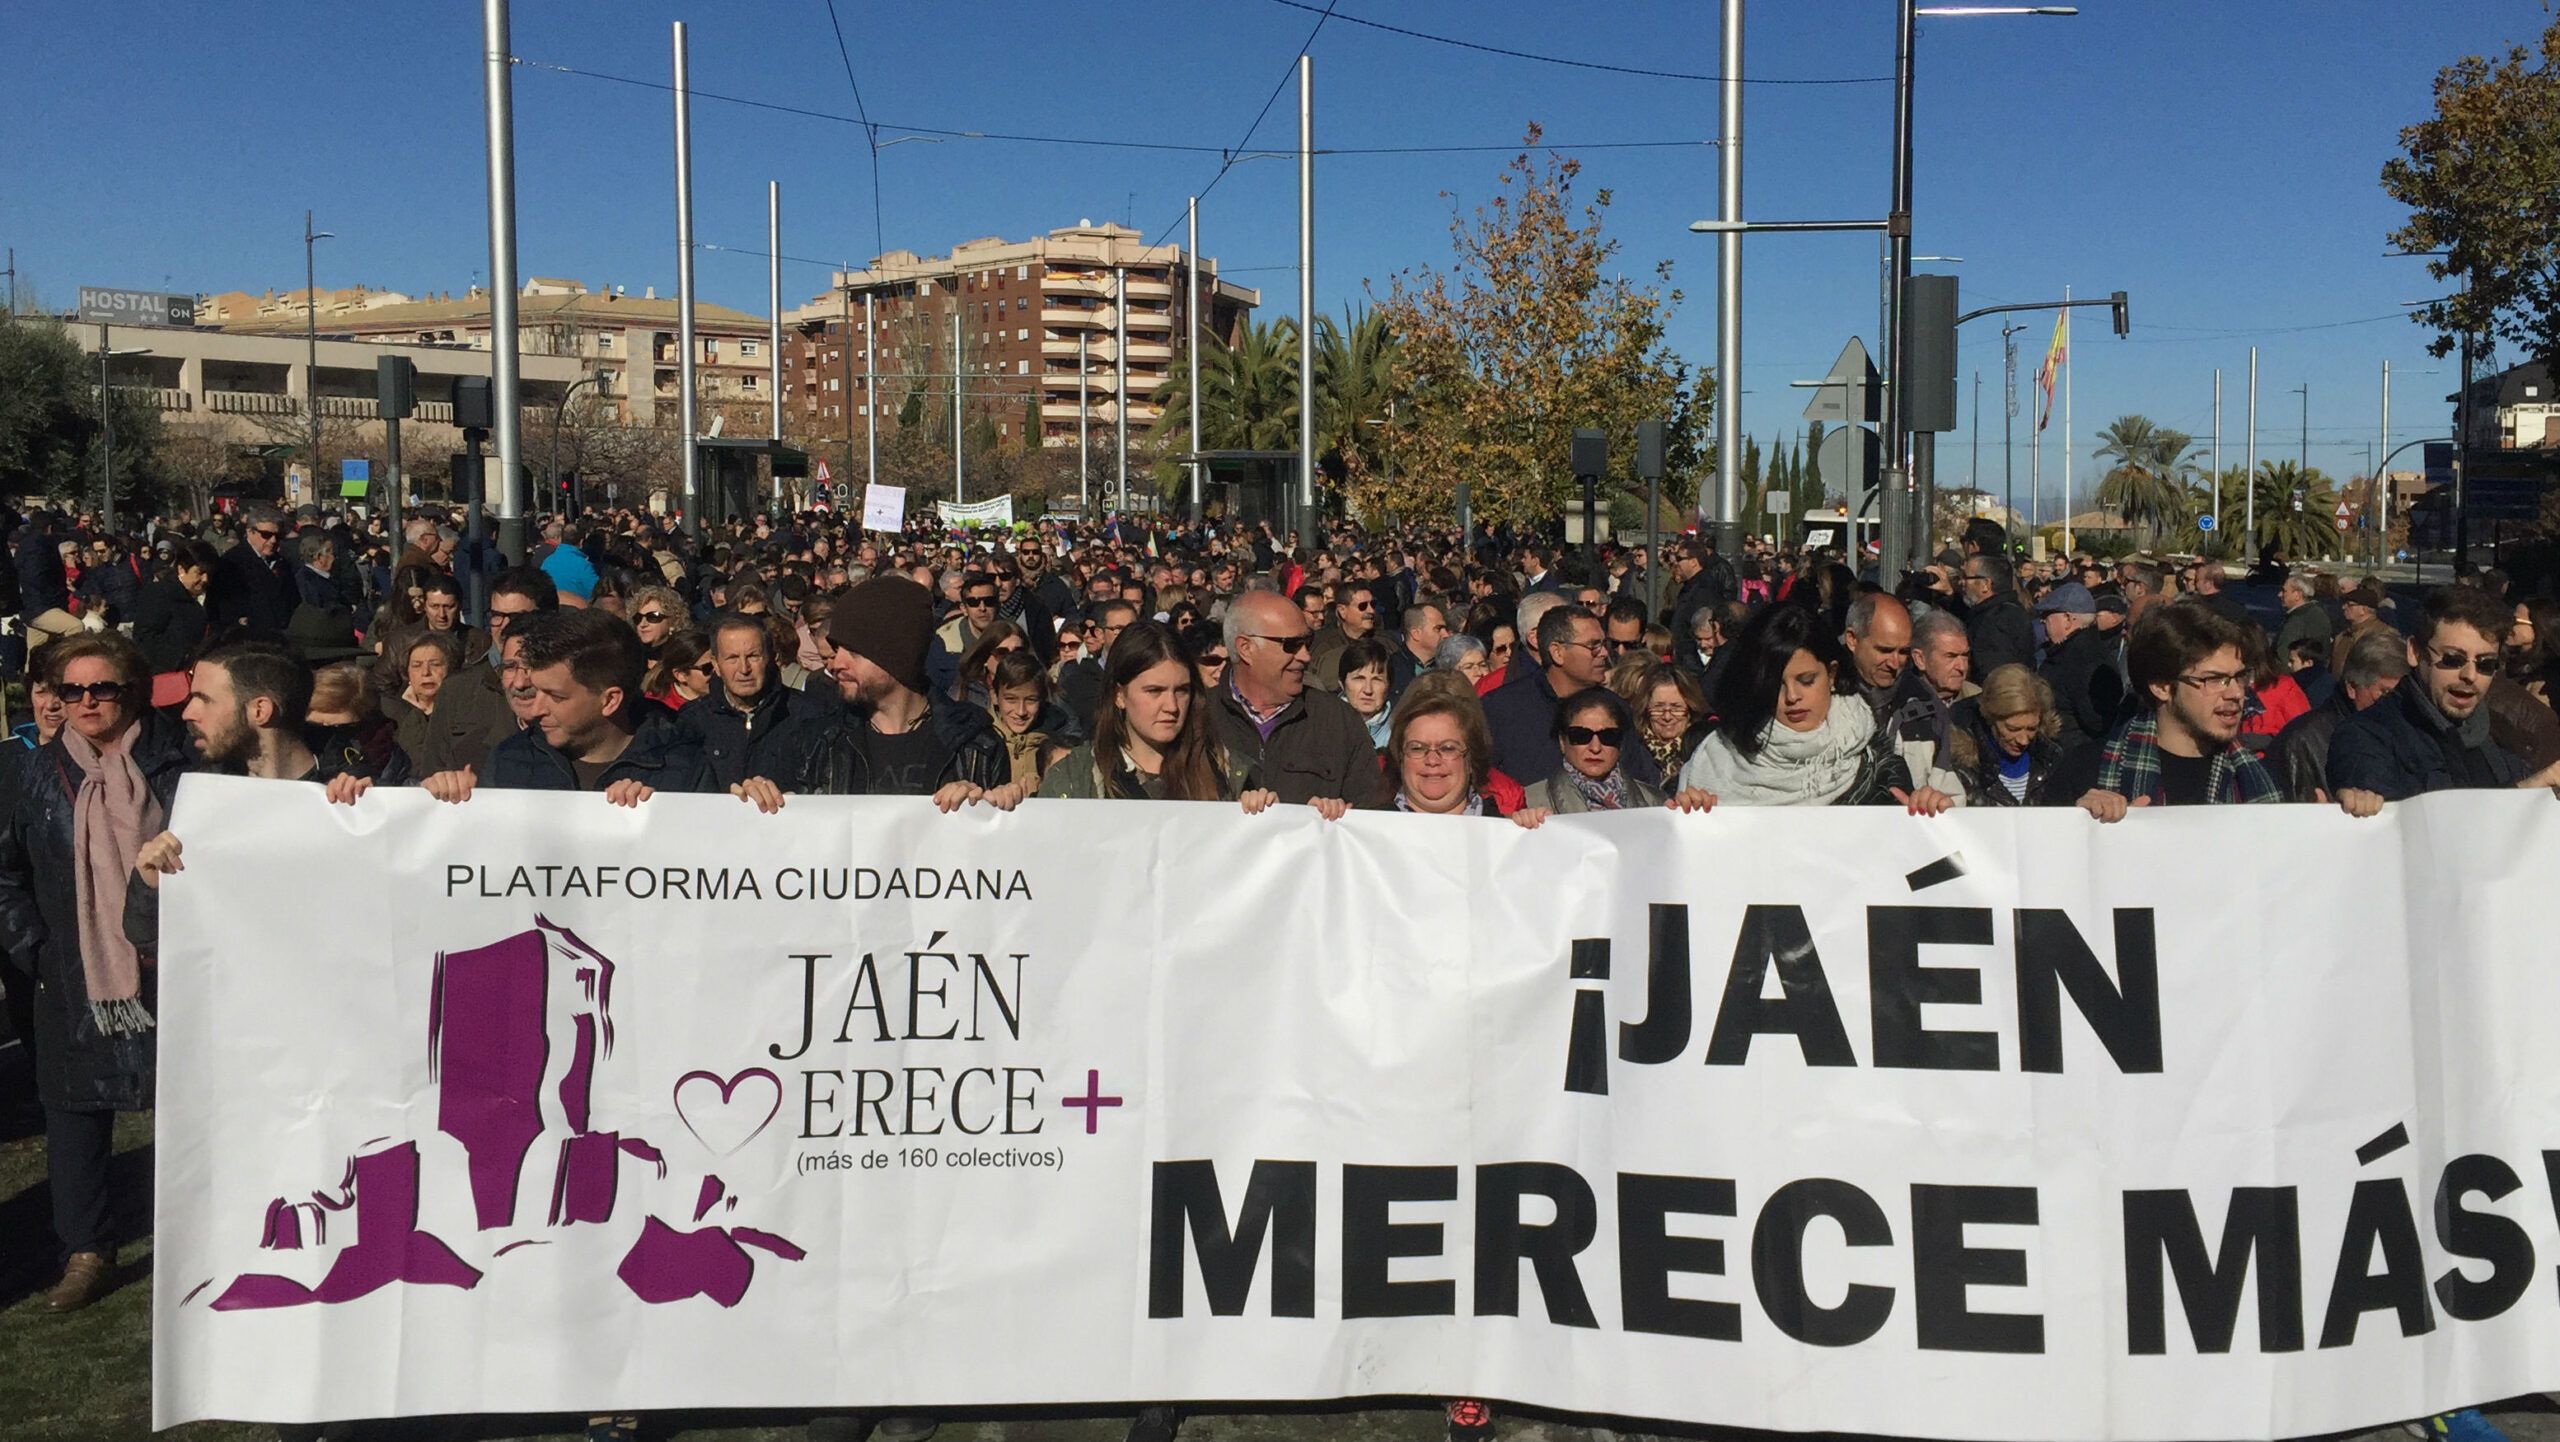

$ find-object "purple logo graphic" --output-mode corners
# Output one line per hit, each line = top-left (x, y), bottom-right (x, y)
(208, 916), (805, 1313)
(673, 1068), (783, 1157)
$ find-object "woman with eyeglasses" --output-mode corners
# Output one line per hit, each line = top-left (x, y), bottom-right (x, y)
(0, 632), (190, 1314)
(1464, 615), (1519, 697)
(1680, 603), (1961, 812)
(1037, 621), (1273, 809)
(1613, 660), (1710, 779)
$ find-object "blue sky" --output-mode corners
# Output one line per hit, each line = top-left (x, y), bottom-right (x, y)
(2, 0), (2543, 512)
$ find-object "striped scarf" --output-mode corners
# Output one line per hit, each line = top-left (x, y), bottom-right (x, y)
(2091, 712), (2280, 806)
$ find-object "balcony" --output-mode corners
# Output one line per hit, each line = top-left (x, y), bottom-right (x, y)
(208, 390), (297, 416)
(1045, 273), (1111, 298)
(1125, 275), (1172, 298)
(1126, 339), (1172, 362)
(1125, 308), (1172, 331)
(314, 395), (379, 419)
(1040, 306), (1105, 329)
(98, 385), (190, 413)
(414, 400), (456, 423)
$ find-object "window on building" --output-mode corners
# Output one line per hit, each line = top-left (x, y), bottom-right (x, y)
(1017, 264), (1030, 280)
(742, 339), (760, 357)
(597, 334), (616, 351)
(1017, 359), (1029, 375)
(827, 378), (839, 391)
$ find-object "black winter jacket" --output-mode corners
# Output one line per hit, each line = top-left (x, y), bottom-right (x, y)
(678, 681), (835, 788)
(2326, 682), (2529, 801)
(127, 575), (209, 674)
(785, 691), (1011, 797)
(479, 708), (715, 795)
(0, 713), (191, 1112)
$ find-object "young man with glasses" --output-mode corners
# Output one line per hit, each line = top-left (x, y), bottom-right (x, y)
(2049, 602), (2279, 818)
(207, 503), (300, 640)
(1209, 590), (1384, 807)
(2327, 587), (2560, 814)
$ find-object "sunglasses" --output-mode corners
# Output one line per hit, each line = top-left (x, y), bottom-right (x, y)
(1199, 654), (1228, 668)
(634, 611), (671, 625)
(58, 682), (130, 706)
(1246, 633), (1312, 655)
(251, 528), (281, 541)
(962, 594), (997, 607)
(1562, 725), (1624, 748)
(2428, 648), (2503, 675)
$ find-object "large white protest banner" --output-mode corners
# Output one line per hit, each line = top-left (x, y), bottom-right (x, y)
(937, 495), (1015, 529)
(156, 777), (2560, 1437)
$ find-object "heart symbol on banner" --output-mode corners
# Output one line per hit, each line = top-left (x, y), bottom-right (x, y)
(672, 1068), (783, 1157)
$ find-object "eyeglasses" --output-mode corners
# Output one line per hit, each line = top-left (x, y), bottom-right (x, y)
(1244, 633), (1311, 655)
(1401, 740), (1465, 761)
(962, 594), (997, 608)
(1548, 637), (1610, 656)
(489, 606), (537, 623)
(633, 611), (671, 625)
(2427, 647), (2503, 675)
(2174, 670), (2249, 692)
(57, 682), (129, 706)
(1562, 725), (1624, 748)
(1646, 703), (1692, 718)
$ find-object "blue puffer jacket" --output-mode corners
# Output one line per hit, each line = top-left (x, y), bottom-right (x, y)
(0, 712), (191, 1112)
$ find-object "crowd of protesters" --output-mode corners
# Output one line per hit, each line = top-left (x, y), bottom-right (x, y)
(3, 493), (2558, 1442)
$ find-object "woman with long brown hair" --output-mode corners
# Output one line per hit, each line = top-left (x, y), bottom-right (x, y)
(1037, 620), (1270, 807)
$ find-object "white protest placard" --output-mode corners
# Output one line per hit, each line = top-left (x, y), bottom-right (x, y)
(861, 483), (906, 532)
(155, 779), (2560, 1439)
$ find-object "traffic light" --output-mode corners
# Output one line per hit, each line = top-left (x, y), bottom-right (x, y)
(2110, 290), (2131, 338)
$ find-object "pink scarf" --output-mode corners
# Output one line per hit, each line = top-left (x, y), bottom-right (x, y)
(59, 722), (164, 1036)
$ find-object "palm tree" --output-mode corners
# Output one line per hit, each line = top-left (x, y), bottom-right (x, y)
(2093, 414), (2204, 540)
(2246, 461), (2344, 562)
(1312, 305), (1402, 474)
(1149, 317), (1300, 453)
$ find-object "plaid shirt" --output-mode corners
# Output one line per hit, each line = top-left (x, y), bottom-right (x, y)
(2092, 712), (2281, 806)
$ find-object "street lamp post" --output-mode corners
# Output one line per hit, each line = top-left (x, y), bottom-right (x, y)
(548, 371), (611, 507)
(97, 335), (152, 535)
(304, 210), (336, 498)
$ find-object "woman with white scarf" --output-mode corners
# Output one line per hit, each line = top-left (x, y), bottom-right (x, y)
(1681, 602), (1963, 812)
(0, 632), (192, 1313)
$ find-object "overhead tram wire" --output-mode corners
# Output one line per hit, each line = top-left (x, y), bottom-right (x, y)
(1143, 0), (1341, 248)
(817, 0), (885, 262)
(1259, 0), (1891, 85)
(513, 58), (1707, 160)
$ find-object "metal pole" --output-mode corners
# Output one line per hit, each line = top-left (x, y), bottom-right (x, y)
(2245, 346), (2257, 547)
(1713, 0), (1742, 549)
(2211, 368), (2222, 542)
(1969, 368), (1979, 492)
(953, 308), (965, 503)
(483, 0), (526, 559)
(384, 412), (404, 531)
(2298, 382), (2308, 473)
(672, 21), (700, 537)
(1296, 53), (1316, 522)
(305, 209), (322, 496)
(1078, 331), (1091, 513)
(767, 182), (782, 447)
(864, 290), (877, 492)
(2060, 285), (2073, 557)
(2378, 360), (2390, 567)
(2002, 323), (2017, 541)
(1187, 196), (1203, 522)
(839, 270), (854, 503)
(1878, 0), (1917, 586)
(1114, 265), (1129, 511)
(2457, 323), (2473, 571)
(98, 324), (114, 529)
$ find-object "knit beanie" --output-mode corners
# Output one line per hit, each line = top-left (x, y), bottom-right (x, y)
(827, 574), (934, 695)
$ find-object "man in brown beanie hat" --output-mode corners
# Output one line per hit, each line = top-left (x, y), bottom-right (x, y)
(759, 574), (1013, 809)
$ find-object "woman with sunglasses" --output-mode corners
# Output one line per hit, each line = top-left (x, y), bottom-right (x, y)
(0, 632), (190, 1314)
(1513, 687), (1719, 825)
(1036, 621), (1273, 808)
(1184, 626), (1230, 695)
(642, 628), (714, 711)
(626, 585), (685, 650)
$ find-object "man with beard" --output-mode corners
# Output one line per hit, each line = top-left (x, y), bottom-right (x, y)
(2050, 602), (2281, 816)
(2328, 586), (2560, 813)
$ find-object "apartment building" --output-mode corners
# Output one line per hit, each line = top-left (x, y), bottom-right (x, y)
(778, 222), (1258, 449)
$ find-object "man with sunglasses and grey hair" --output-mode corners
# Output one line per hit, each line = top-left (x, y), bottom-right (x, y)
(2328, 586), (2560, 816)
(1211, 589), (1384, 806)
(207, 503), (299, 639)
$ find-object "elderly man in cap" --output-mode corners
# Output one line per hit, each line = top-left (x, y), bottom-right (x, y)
(2329, 580), (2391, 676)
(2034, 580), (2117, 747)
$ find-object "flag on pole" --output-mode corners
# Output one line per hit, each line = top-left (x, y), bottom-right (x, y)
(2033, 313), (2068, 434)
